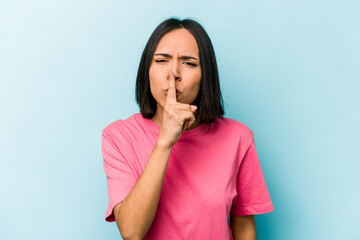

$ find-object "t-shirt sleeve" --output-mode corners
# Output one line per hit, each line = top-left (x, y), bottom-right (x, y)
(230, 138), (274, 215)
(102, 128), (137, 222)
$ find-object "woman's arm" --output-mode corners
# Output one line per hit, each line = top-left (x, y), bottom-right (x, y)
(113, 142), (172, 240)
(230, 215), (256, 240)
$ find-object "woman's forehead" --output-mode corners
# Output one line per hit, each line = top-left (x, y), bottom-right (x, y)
(155, 29), (199, 56)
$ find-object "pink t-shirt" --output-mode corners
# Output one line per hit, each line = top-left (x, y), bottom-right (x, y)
(102, 113), (274, 239)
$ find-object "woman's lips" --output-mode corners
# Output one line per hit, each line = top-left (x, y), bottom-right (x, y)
(164, 90), (180, 96)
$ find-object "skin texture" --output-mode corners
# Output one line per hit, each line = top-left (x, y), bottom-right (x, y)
(113, 28), (256, 239)
(230, 215), (256, 240)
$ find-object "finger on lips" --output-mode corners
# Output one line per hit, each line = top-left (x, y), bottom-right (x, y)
(165, 70), (196, 130)
(166, 70), (177, 103)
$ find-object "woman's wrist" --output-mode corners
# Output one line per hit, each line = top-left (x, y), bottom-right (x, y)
(155, 138), (174, 150)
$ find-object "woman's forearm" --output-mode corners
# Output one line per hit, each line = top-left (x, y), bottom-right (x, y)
(231, 215), (256, 240)
(115, 141), (172, 239)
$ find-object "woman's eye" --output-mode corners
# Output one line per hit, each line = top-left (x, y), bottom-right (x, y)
(184, 62), (197, 67)
(155, 59), (167, 63)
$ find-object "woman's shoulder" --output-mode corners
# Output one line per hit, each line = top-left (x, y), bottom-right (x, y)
(214, 116), (254, 139)
(102, 113), (143, 136)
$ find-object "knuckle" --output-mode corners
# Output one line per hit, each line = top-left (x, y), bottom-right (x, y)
(164, 104), (171, 112)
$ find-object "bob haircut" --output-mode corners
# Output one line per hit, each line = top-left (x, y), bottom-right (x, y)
(135, 17), (225, 124)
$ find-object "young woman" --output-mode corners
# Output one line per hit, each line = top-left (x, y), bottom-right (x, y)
(102, 18), (274, 240)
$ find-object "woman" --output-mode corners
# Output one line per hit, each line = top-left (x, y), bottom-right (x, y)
(102, 18), (274, 239)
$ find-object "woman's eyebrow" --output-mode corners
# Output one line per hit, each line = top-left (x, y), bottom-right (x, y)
(154, 53), (198, 61)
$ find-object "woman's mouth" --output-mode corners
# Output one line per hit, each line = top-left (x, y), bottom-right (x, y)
(164, 90), (180, 96)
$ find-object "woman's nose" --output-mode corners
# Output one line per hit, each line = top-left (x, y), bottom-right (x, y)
(170, 61), (181, 81)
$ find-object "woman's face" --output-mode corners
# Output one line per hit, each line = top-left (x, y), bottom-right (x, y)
(149, 28), (201, 109)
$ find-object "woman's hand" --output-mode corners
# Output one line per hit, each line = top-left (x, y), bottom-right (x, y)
(158, 70), (198, 148)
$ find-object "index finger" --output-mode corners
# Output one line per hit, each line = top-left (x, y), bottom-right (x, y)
(166, 70), (177, 103)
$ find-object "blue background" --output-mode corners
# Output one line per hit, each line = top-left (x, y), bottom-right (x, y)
(1, 0), (359, 239)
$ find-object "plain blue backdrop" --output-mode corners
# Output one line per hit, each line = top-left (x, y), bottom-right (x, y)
(1, 0), (359, 239)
